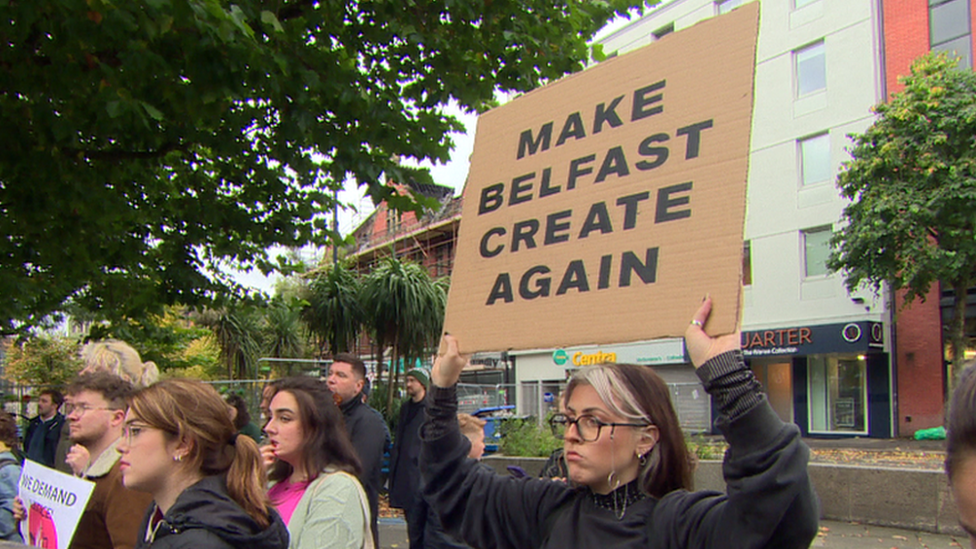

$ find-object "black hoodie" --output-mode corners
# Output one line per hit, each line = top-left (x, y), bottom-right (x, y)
(134, 475), (289, 549)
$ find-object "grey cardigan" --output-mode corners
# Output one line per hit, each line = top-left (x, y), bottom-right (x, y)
(281, 469), (373, 549)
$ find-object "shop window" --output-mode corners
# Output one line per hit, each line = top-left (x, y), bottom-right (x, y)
(807, 355), (867, 434)
(930, 0), (972, 68)
(802, 226), (832, 277)
(795, 42), (826, 97)
(799, 133), (831, 186)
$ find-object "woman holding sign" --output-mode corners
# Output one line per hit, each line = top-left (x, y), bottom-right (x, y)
(422, 297), (818, 549)
(118, 379), (289, 549)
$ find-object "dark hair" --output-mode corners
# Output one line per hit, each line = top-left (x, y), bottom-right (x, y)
(67, 372), (134, 409)
(946, 362), (976, 479)
(0, 410), (19, 451)
(564, 363), (693, 498)
(332, 353), (366, 380)
(268, 377), (362, 482)
(128, 379), (272, 528)
(225, 393), (252, 431)
(39, 389), (64, 408)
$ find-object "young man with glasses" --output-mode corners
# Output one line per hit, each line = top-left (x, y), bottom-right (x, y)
(62, 372), (153, 549)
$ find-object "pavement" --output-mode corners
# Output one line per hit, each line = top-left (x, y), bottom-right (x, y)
(377, 518), (968, 549)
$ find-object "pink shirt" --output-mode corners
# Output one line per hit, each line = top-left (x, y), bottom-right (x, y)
(268, 478), (311, 525)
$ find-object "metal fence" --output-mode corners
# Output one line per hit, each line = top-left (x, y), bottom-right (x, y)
(467, 380), (712, 434)
(456, 383), (515, 414)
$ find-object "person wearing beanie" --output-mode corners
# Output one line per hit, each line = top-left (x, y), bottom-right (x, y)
(405, 368), (429, 389)
(389, 367), (430, 549)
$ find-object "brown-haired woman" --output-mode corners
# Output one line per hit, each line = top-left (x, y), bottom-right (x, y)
(946, 361), (976, 545)
(261, 377), (372, 549)
(423, 297), (819, 549)
(118, 379), (288, 549)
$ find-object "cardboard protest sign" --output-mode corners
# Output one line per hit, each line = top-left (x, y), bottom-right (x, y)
(19, 460), (95, 549)
(444, 4), (759, 353)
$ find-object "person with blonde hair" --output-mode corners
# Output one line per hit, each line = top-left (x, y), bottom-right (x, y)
(80, 340), (159, 388)
(422, 297), (818, 549)
(118, 379), (288, 549)
(456, 414), (487, 460)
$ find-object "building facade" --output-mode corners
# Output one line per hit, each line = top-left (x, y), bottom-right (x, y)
(880, 0), (976, 436)
(347, 0), (974, 438)
(580, 0), (894, 437)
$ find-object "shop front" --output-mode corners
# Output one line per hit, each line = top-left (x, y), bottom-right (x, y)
(511, 339), (713, 432)
(742, 321), (891, 438)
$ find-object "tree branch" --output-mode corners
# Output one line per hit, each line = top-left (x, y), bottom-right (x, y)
(65, 142), (189, 161)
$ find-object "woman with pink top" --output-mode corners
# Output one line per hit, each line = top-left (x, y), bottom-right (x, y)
(261, 377), (373, 549)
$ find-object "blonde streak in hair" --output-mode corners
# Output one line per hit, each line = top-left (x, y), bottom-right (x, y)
(580, 366), (650, 424)
(226, 434), (272, 529)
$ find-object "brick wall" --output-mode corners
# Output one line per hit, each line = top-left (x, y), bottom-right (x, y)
(894, 287), (945, 436)
(882, 0), (929, 97)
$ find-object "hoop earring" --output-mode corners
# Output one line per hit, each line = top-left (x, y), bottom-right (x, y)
(173, 454), (183, 462)
(637, 452), (647, 467)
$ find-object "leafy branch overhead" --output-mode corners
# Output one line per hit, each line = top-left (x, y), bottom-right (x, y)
(828, 52), (976, 383)
(0, 0), (651, 333)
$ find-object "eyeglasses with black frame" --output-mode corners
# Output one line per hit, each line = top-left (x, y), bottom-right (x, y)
(549, 413), (651, 442)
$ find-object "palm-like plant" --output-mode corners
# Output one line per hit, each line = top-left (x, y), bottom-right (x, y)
(361, 258), (446, 416)
(199, 305), (264, 380)
(301, 262), (365, 356)
(264, 298), (306, 376)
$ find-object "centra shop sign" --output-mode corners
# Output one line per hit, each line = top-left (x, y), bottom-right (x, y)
(552, 349), (617, 366)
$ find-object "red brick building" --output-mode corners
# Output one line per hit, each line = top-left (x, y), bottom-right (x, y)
(882, 0), (976, 434)
(347, 183), (461, 279)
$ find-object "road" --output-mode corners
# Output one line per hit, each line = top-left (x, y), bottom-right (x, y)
(377, 519), (967, 549)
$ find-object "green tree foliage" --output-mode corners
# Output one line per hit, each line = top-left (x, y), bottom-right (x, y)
(198, 305), (266, 380)
(2, 337), (83, 386)
(91, 306), (217, 374)
(828, 52), (976, 386)
(361, 258), (446, 415)
(301, 262), (365, 356)
(498, 417), (561, 457)
(263, 297), (308, 377)
(0, 0), (651, 335)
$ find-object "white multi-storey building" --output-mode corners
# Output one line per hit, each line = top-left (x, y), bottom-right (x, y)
(514, 0), (895, 437)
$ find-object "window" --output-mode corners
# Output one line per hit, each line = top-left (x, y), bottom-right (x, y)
(794, 0), (818, 8)
(930, 0), (972, 68)
(808, 355), (867, 434)
(652, 23), (674, 40)
(799, 133), (831, 186)
(802, 226), (832, 277)
(795, 42), (826, 96)
(742, 241), (752, 286)
(717, 0), (747, 14)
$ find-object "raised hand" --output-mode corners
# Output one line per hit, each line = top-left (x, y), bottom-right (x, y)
(431, 335), (470, 388)
(65, 444), (91, 477)
(684, 296), (741, 368)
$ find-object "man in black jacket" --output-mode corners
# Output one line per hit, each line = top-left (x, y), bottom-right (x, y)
(327, 353), (389, 546)
(24, 389), (65, 467)
(389, 368), (429, 549)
